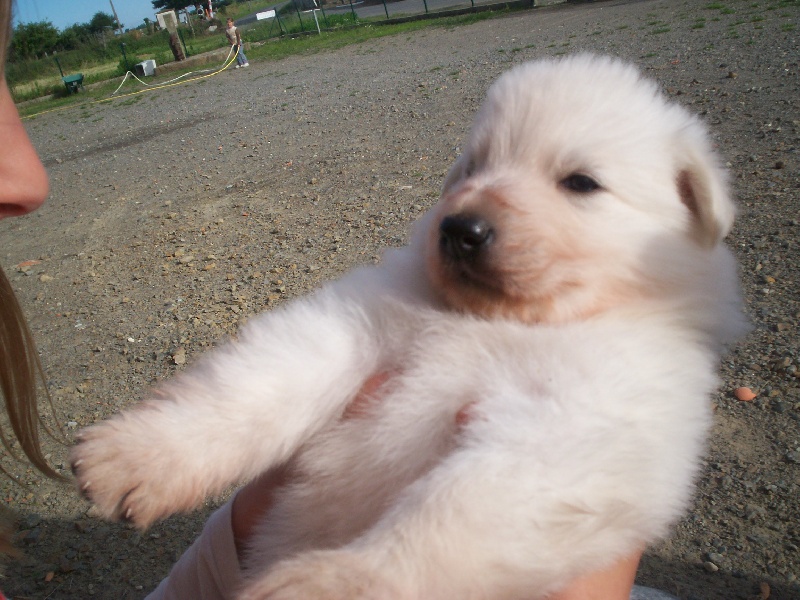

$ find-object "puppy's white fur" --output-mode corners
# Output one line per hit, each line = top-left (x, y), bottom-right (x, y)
(71, 55), (746, 600)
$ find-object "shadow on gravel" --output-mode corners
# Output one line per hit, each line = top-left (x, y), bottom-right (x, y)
(639, 553), (794, 600)
(3, 511), (795, 600)
(40, 111), (229, 169)
(5, 510), (216, 599)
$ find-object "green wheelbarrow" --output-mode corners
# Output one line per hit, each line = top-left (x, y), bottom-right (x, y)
(62, 73), (84, 94)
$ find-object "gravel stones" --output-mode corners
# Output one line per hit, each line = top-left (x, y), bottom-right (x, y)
(0, 0), (798, 598)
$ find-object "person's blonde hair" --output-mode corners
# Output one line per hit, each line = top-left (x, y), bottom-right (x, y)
(0, 268), (62, 480)
(0, 0), (10, 74)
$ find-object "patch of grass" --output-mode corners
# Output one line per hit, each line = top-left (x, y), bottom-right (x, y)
(118, 96), (143, 107)
(651, 26), (672, 34)
(245, 8), (511, 65)
(16, 7), (523, 118)
(497, 46), (524, 54)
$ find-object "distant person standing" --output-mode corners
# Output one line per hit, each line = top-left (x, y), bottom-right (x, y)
(225, 18), (249, 69)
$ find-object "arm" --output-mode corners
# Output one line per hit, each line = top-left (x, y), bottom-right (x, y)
(71, 239), (433, 529)
(552, 553), (641, 600)
(71, 287), (383, 528)
(147, 374), (396, 599)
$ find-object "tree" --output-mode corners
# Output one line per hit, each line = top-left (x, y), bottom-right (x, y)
(57, 23), (92, 51)
(88, 11), (120, 34)
(10, 21), (59, 59)
(151, 0), (192, 11)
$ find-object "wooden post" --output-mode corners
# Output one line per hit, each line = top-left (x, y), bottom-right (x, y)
(109, 0), (123, 34)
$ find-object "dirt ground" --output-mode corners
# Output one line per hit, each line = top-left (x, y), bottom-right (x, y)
(1, 0), (798, 598)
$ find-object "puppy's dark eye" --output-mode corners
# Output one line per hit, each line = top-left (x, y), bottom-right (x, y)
(560, 174), (601, 193)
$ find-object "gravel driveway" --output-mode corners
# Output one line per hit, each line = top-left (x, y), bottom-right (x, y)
(1, 0), (798, 598)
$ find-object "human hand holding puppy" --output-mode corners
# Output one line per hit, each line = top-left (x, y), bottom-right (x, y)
(72, 54), (745, 599)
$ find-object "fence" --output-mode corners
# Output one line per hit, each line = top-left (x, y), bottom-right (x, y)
(247, 0), (542, 36)
(9, 0), (560, 103)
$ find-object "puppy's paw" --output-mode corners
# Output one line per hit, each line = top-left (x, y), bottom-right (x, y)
(239, 551), (401, 600)
(70, 405), (206, 528)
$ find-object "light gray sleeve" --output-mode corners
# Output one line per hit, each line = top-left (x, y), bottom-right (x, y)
(145, 498), (241, 600)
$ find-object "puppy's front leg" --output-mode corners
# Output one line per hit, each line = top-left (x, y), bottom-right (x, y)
(71, 290), (381, 528)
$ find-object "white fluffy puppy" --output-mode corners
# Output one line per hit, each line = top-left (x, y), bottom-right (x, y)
(71, 54), (746, 599)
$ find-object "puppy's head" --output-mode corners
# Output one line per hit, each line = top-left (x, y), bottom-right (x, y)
(425, 54), (736, 324)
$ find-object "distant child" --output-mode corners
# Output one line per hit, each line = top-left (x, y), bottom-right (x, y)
(225, 18), (249, 68)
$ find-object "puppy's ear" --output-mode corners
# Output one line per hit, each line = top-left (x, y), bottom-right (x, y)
(675, 125), (735, 249)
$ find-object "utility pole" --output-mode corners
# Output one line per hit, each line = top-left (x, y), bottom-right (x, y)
(109, 0), (123, 34)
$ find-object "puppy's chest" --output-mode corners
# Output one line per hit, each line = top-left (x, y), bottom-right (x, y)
(273, 319), (712, 555)
(297, 321), (613, 480)
(362, 315), (713, 445)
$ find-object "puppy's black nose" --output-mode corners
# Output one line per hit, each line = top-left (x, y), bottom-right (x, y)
(439, 214), (494, 261)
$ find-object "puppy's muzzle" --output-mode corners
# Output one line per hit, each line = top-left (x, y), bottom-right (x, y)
(439, 214), (495, 263)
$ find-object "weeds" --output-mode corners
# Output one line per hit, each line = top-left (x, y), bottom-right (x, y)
(17, 8), (513, 117)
